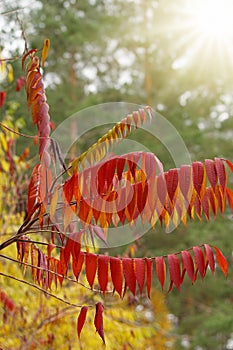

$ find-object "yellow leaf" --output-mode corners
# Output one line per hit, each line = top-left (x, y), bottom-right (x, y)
(0, 133), (8, 152)
(63, 205), (75, 231)
(50, 186), (59, 220)
(1, 159), (9, 172)
(7, 63), (14, 83)
(41, 38), (50, 67)
(0, 55), (6, 78)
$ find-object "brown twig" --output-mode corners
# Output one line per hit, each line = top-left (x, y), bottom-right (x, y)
(0, 121), (36, 139)
(0, 272), (93, 308)
(16, 12), (28, 54)
(0, 253), (113, 294)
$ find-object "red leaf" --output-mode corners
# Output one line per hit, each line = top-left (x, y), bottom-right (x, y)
(179, 165), (192, 200)
(202, 192), (210, 220)
(168, 254), (181, 291)
(145, 258), (153, 298)
(98, 255), (110, 293)
(205, 159), (217, 189)
(165, 168), (179, 202)
(134, 258), (145, 295)
(110, 257), (123, 297)
(122, 258), (136, 296)
(94, 302), (105, 344)
(157, 174), (167, 207)
(155, 256), (166, 291)
(63, 175), (75, 204)
(59, 247), (68, 276)
(64, 237), (73, 268)
(22, 48), (37, 70)
(85, 253), (98, 289)
(204, 244), (215, 275)
(72, 251), (84, 280)
(16, 76), (25, 92)
(226, 159), (233, 173)
(77, 306), (88, 339)
(215, 158), (227, 190)
(192, 161), (204, 197)
(27, 164), (42, 217)
(116, 157), (125, 180)
(181, 250), (195, 283)
(226, 188), (233, 211)
(214, 246), (228, 277)
(193, 246), (205, 279)
(71, 239), (81, 262)
(0, 91), (7, 107)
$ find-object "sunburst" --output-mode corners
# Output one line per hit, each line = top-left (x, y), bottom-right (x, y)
(170, 0), (233, 77)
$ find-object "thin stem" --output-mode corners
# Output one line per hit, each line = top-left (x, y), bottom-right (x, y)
(0, 253), (113, 294)
(0, 121), (36, 139)
(0, 272), (90, 308)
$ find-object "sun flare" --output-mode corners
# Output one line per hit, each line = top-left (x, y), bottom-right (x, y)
(170, 0), (233, 75)
(192, 0), (233, 41)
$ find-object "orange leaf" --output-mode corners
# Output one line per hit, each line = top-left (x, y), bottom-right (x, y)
(49, 186), (58, 220)
(214, 246), (228, 277)
(226, 159), (233, 173)
(226, 188), (233, 211)
(41, 38), (50, 67)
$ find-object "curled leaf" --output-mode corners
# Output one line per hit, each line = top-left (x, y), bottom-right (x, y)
(94, 302), (105, 344)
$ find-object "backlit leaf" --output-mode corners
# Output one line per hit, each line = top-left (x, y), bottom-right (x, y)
(134, 258), (145, 295)
(41, 38), (50, 67)
(193, 246), (205, 279)
(168, 254), (181, 291)
(155, 256), (166, 291)
(98, 255), (110, 293)
(85, 253), (98, 289)
(214, 246), (228, 277)
(122, 258), (136, 296)
(181, 250), (195, 283)
(145, 258), (153, 298)
(110, 257), (123, 297)
(204, 244), (215, 275)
